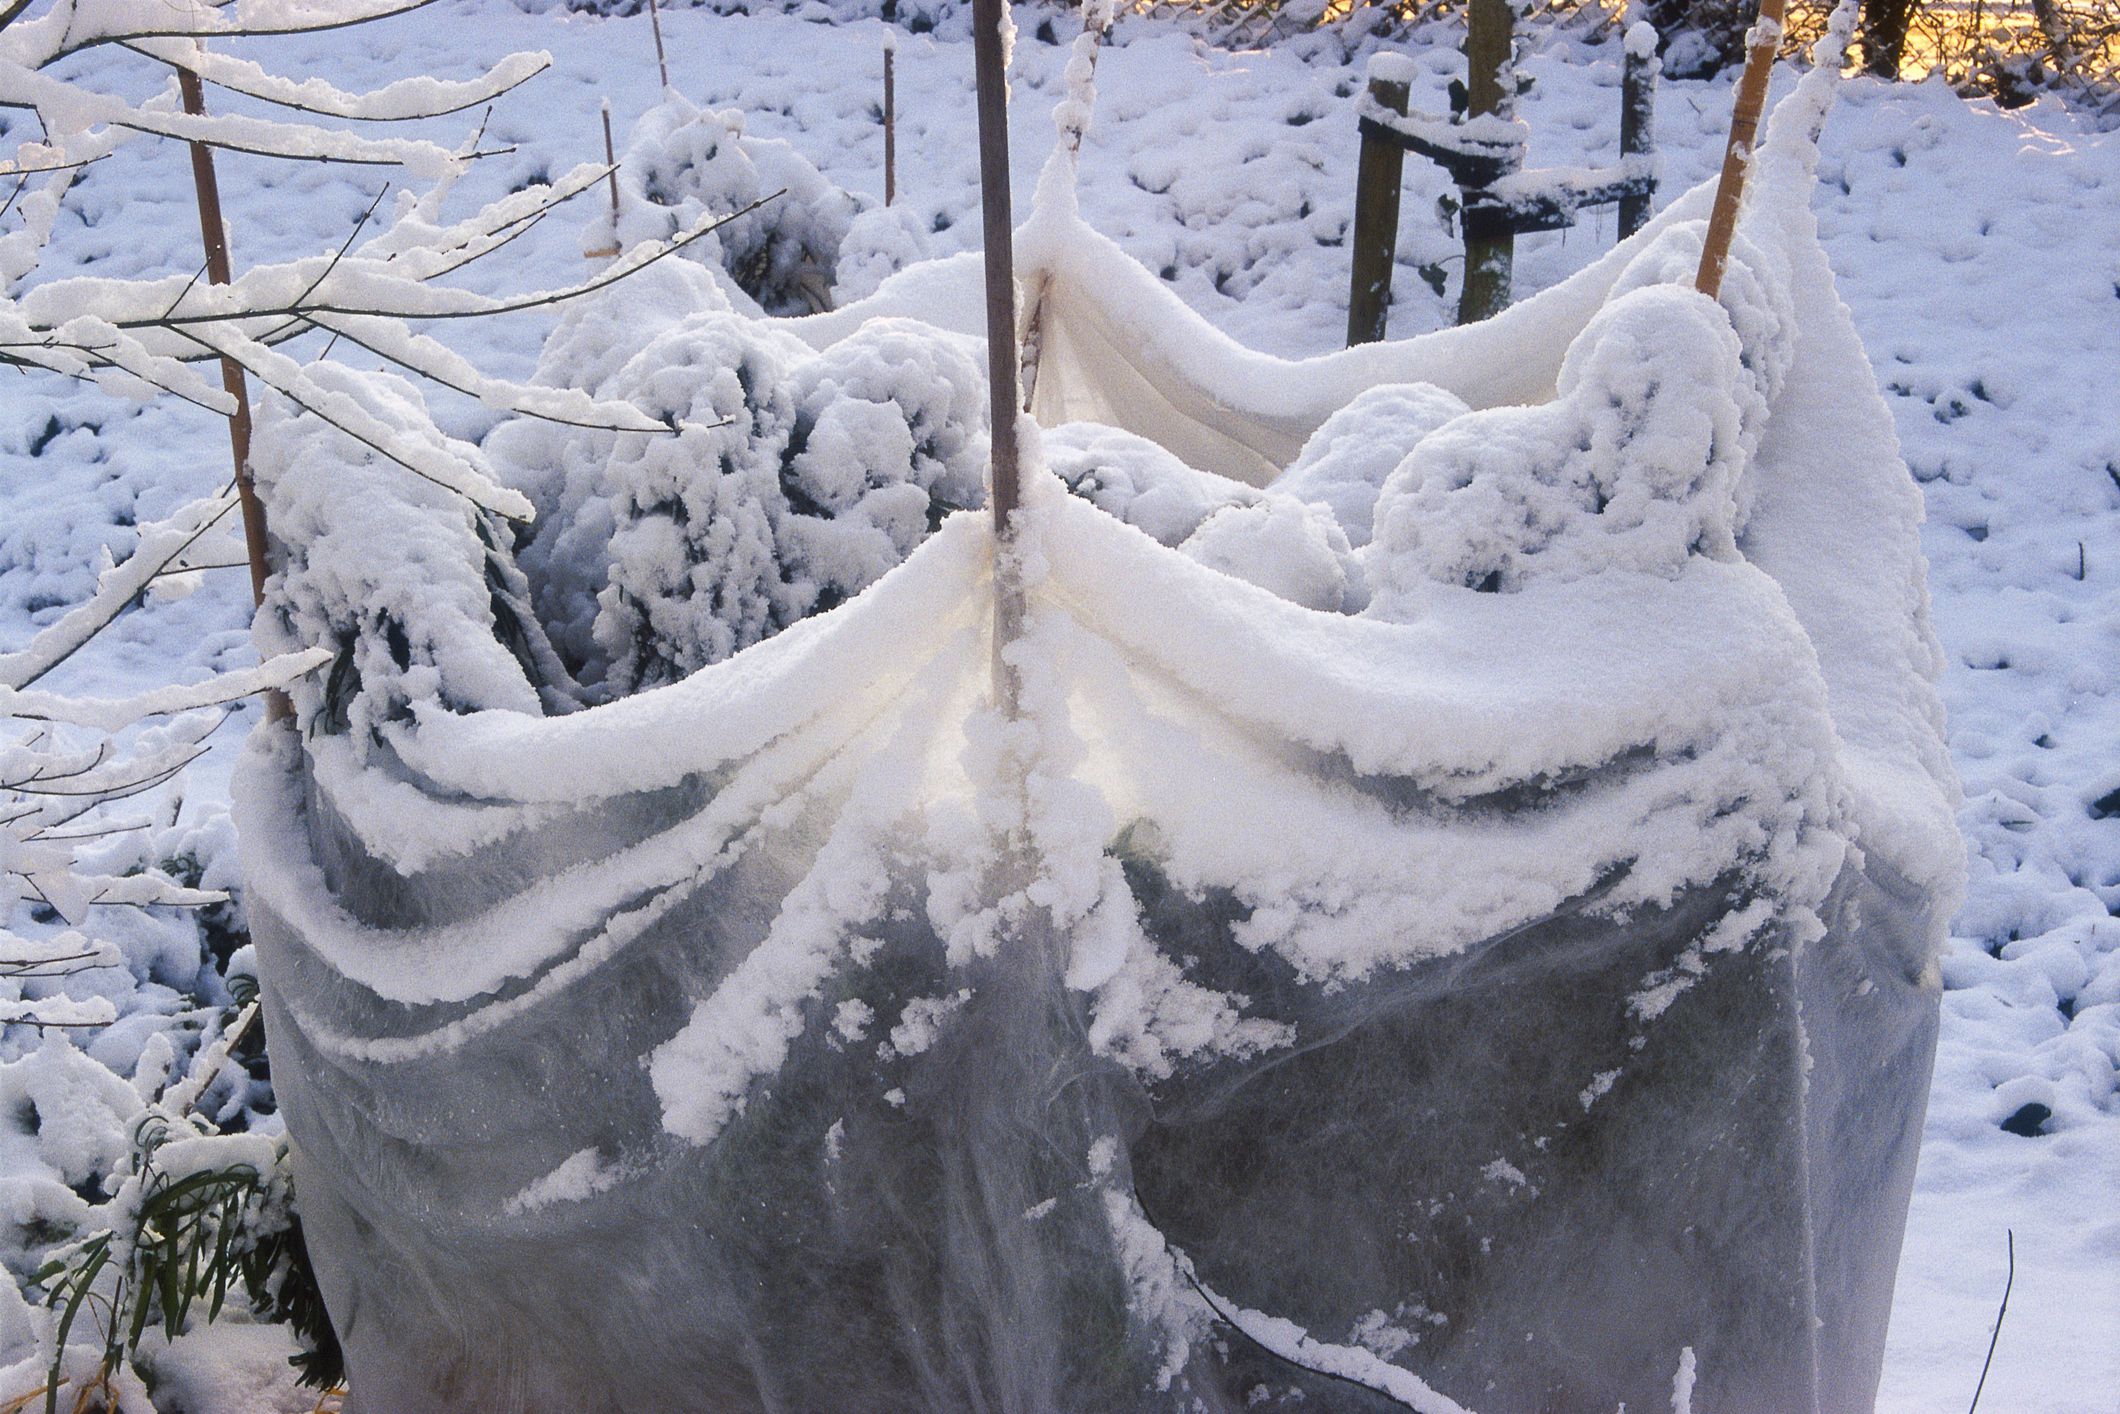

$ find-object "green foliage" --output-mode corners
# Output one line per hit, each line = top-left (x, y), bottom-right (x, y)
(28, 1119), (342, 1412)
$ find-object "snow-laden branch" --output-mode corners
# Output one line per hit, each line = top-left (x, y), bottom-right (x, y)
(181, 320), (536, 518)
(0, 647), (329, 732)
(2, 0), (438, 70)
(0, 59), (471, 178)
(124, 39), (548, 122)
(13, 192), (765, 356)
(0, 489), (239, 691)
(303, 312), (677, 435)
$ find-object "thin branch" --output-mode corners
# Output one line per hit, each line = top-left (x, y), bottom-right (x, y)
(1967, 1229), (2014, 1414)
(131, 192), (779, 332)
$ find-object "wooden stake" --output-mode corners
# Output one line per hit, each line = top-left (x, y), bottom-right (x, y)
(1346, 63), (1408, 347)
(176, 68), (287, 723)
(884, 39), (897, 207)
(971, 0), (1021, 705)
(1696, 0), (1787, 299)
(1619, 33), (1657, 238)
(1457, 0), (1515, 324)
(646, 0), (671, 92)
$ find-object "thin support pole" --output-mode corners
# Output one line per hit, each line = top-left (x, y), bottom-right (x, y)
(585, 100), (623, 259)
(884, 39), (897, 207)
(1619, 27), (1657, 238)
(1696, 0), (1787, 299)
(176, 66), (284, 722)
(971, 0), (1021, 707)
(646, 0), (671, 91)
(1458, 0), (1516, 324)
(1345, 63), (1408, 347)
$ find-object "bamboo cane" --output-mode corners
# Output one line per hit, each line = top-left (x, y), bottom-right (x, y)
(646, 0), (671, 91)
(176, 66), (286, 723)
(971, 0), (1021, 709)
(1696, 0), (1788, 299)
(585, 100), (623, 258)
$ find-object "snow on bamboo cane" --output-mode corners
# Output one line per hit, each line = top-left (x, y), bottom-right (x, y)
(972, 0), (1022, 710)
(1696, 0), (1787, 299)
(175, 63), (287, 723)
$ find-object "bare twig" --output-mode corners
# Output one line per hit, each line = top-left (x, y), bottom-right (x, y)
(1966, 1228), (2015, 1414)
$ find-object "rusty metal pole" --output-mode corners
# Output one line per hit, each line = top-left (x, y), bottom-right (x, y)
(972, 0), (1021, 707)
(884, 39), (897, 206)
(1457, 0), (1515, 324)
(1346, 62), (1408, 347)
(1697, 0), (1787, 298)
(176, 66), (286, 721)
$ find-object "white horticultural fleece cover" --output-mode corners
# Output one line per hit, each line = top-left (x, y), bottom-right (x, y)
(233, 28), (1962, 1414)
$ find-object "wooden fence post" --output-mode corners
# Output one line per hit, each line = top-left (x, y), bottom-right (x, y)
(1458, 0), (1516, 324)
(884, 36), (897, 206)
(1620, 23), (1657, 238)
(1346, 58), (1410, 347)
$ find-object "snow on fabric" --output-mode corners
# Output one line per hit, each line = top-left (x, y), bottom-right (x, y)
(235, 57), (1960, 1414)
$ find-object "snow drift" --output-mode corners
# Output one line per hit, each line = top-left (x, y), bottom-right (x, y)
(234, 51), (1960, 1414)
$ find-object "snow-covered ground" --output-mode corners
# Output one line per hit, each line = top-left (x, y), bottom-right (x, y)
(1, 2), (2113, 1408)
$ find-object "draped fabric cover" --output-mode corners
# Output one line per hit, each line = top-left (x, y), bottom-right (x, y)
(238, 67), (1961, 1414)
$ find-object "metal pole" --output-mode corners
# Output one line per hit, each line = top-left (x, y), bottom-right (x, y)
(971, 0), (1021, 705)
(177, 65), (285, 721)
(1696, 0), (1788, 298)
(1346, 64), (1408, 347)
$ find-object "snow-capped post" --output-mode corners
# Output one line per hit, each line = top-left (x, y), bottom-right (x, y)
(1458, 0), (1517, 324)
(647, 0), (671, 91)
(972, 0), (1022, 704)
(1619, 19), (1659, 237)
(884, 34), (897, 206)
(1696, 0), (1787, 299)
(1346, 55), (1410, 347)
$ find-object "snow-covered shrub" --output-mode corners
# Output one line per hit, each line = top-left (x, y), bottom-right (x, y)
(489, 311), (989, 695)
(1364, 281), (1755, 606)
(832, 204), (935, 305)
(1180, 497), (1366, 613)
(1045, 421), (1257, 546)
(1271, 383), (1473, 548)
(615, 95), (862, 315)
(252, 366), (555, 747)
